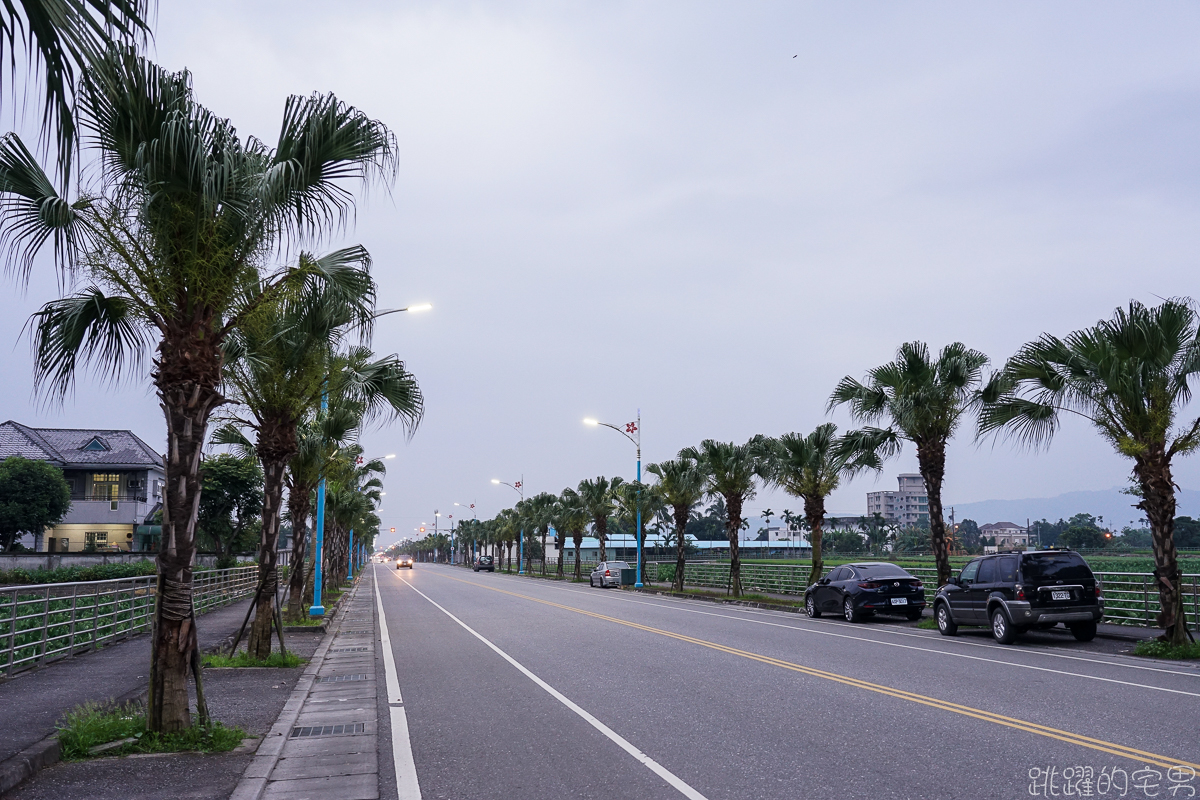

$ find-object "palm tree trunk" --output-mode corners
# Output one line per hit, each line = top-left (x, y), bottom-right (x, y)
(673, 505), (688, 592)
(249, 420), (296, 660)
(1135, 449), (1191, 646)
(573, 534), (583, 579)
(285, 481), (313, 621)
(804, 494), (826, 586)
(916, 441), (952, 587)
(150, 326), (225, 733)
(725, 492), (743, 597)
(596, 517), (607, 563)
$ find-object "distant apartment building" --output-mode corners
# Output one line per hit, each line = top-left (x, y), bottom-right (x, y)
(980, 521), (1028, 548)
(866, 474), (929, 527)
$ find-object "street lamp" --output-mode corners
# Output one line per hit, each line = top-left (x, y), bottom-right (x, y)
(453, 502), (477, 564)
(492, 477), (524, 574)
(311, 304), (425, 617)
(583, 412), (643, 587)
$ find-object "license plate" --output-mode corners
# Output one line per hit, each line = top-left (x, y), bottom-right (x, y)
(890, 597), (908, 605)
(1051, 590), (1070, 601)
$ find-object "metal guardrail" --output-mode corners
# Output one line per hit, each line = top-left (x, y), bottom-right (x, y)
(646, 562), (1200, 628)
(0, 565), (260, 678)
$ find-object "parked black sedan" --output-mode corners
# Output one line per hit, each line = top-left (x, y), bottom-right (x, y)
(804, 562), (926, 622)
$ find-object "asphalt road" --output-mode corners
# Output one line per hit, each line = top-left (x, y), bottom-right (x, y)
(374, 564), (1200, 800)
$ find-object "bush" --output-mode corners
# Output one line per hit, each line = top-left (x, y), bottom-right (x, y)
(203, 650), (304, 668)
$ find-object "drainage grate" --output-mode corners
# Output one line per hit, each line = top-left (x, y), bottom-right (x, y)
(290, 723), (366, 738)
(331, 647), (370, 653)
(315, 673), (369, 683)
(341, 629), (371, 635)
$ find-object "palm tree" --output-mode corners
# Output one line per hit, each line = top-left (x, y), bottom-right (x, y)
(1, 1), (150, 183)
(557, 488), (590, 580)
(578, 476), (623, 563)
(979, 299), (1200, 645)
(757, 424), (881, 586)
(0, 50), (397, 732)
(524, 493), (556, 576)
(829, 341), (988, 587)
(645, 458), (706, 592)
(679, 438), (769, 597)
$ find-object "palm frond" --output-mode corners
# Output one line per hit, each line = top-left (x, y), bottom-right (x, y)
(0, 132), (85, 280)
(28, 286), (148, 398)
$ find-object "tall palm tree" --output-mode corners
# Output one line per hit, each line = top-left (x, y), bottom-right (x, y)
(679, 438), (769, 598)
(0, 50), (397, 732)
(979, 300), (1200, 645)
(525, 492), (556, 576)
(1, 0), (150, 183)
(829, 341), (988, 587)
(557, 488), (589, 580)
(647, 457), (707, 592)
(578, 476), (623, 563)
(757, 424), (881, 586)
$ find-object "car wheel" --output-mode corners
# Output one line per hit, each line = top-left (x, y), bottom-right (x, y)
(991, 608), (1018, 644)
(1069, 620), (1097, 642)
(935, 602), (958, 636)
(805, 594), (821, 618)
(843, 597), (862, 623)
(905, 609), (923, 622)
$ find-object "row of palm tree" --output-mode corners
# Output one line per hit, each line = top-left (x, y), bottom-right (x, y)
(0, 45), (423, 729)
(468, 300), (1197, 646)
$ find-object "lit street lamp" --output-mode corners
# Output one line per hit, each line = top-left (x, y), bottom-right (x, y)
(452, 502), (477, 563)
(584, 412), (643, 587)
(311, 296), (428, 617)
(492, 477), (524, 574)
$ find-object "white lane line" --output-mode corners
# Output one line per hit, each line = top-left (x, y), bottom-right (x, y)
(430, 567), (1200, 699)
(395, 572), (709, 800)
(375, 567), (422, 800)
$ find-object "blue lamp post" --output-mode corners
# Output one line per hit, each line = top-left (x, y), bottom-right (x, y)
(491, 477), (524, 573)
(584, 411), (643, 588)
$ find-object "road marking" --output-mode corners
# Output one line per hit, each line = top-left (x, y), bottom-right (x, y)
(487, 568), (1200, 681)
(434, 571), (1199, 771)
(393, 572), (710, 800)
(374, 568), (422, 800)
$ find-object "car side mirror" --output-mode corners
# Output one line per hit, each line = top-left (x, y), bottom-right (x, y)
(948, 576), (960, 586)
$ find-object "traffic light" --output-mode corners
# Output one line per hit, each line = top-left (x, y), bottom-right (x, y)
(419, 527), (425, 533)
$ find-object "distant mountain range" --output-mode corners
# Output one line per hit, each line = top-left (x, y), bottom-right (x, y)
(943, 488), (1200, 528)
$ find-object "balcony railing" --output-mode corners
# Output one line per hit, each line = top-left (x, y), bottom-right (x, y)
(69, 493), (152, 503)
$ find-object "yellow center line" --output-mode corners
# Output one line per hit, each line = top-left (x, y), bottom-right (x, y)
(425, 571), (1198, 771)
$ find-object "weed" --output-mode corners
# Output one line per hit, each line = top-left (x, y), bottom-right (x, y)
(203, 650), (305, 668)
(1132, 639), (1200, 660)
(916, 618), (939, 630)
(57, 702), (245, 760)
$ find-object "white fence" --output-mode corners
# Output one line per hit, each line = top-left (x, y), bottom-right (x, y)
(0, 566), (259, 678)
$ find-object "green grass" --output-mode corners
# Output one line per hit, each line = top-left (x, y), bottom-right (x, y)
(286, 616), (326, 627)
(916, 618), (939, 630)
(1132, 639), (1200, 660)
(202, 650), (304, 668)
(57, 702), (246, 760)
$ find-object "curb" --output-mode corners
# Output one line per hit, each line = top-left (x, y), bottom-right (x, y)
(229, 575), (362, 800)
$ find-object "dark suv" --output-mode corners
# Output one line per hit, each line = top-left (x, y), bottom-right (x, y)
(473, 555), (494, 573)
(933, 549), (1103, 644)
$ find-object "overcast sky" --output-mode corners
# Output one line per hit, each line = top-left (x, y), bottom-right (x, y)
(3, 1), (1200, 546)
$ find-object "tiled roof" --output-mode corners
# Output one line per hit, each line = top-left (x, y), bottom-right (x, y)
(0, 421), (163, 468)
(979, 521), (1026, 531)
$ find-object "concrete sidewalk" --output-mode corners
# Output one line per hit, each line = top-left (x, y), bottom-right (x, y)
(233, 573), (380, 800)
(0, 596), (258, 770)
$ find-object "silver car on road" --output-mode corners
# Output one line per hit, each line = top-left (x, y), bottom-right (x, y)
(589, 561), (629, 588)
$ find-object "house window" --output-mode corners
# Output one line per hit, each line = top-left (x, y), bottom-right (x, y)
(90, 473), (120, 501)
(85, 531), (108, 547)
